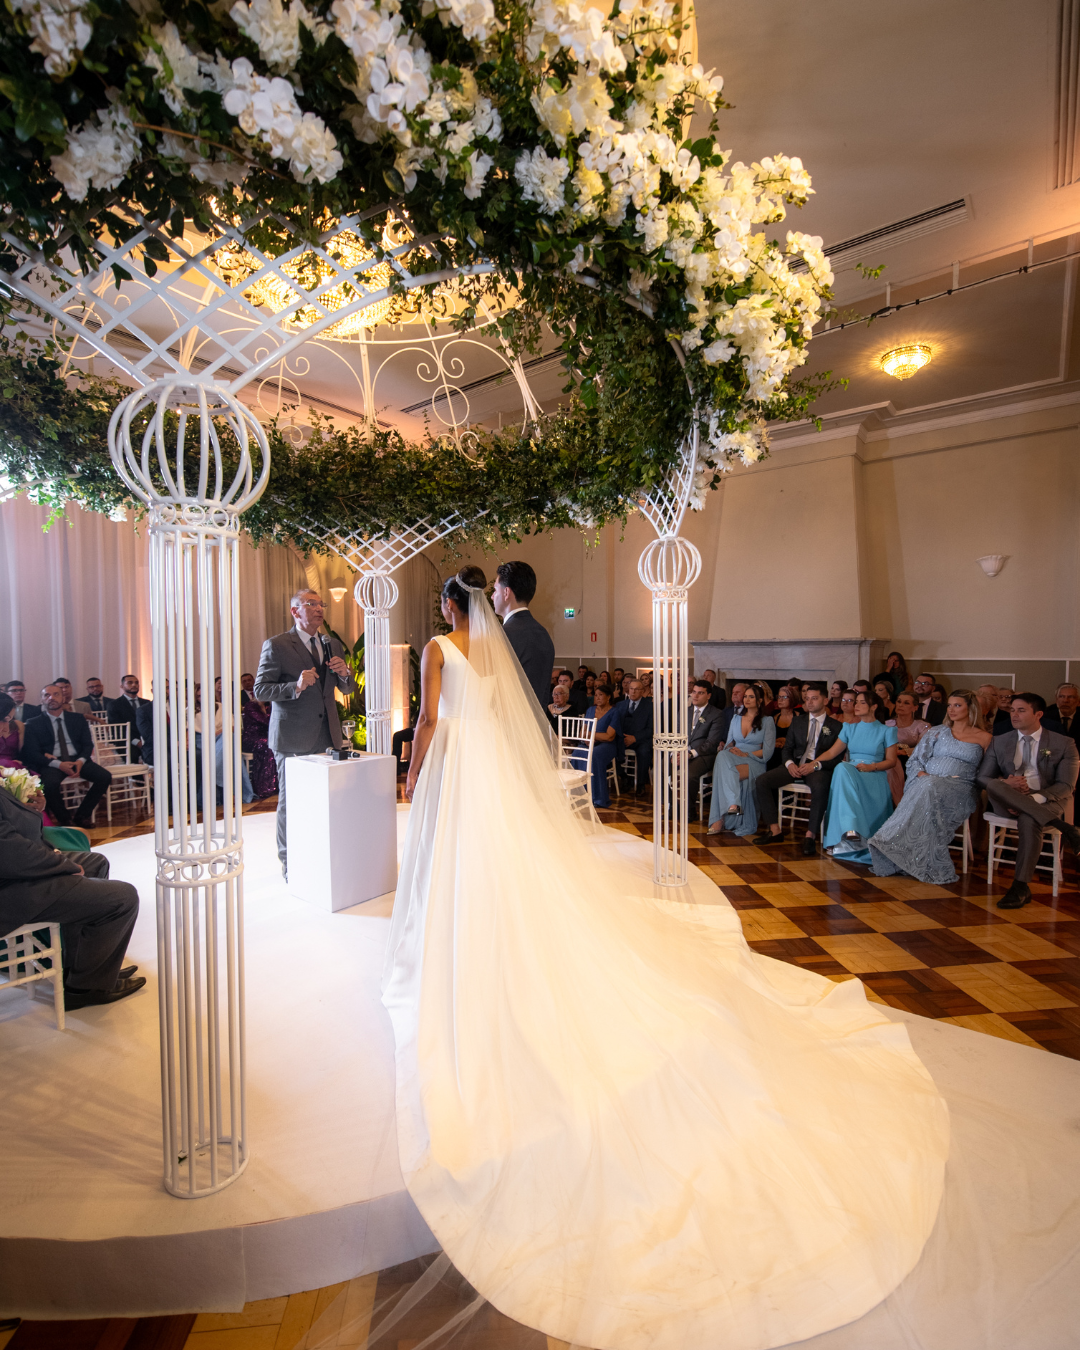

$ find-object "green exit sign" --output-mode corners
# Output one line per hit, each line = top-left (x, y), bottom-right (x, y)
(564, 607), (576, 619)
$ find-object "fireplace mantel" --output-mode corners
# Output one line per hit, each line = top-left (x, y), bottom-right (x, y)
(691, 639), (886, 688)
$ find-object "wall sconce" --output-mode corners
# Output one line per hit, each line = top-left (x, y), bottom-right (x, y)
(880, 343), (932, 380)
(976, 555), (1006, 578)
(328, 576), (348, 602)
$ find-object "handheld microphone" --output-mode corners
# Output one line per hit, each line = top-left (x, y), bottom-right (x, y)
(319, 635), (333, 666)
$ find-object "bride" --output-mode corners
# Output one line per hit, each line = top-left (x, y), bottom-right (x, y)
(381, 567), (949, 1350)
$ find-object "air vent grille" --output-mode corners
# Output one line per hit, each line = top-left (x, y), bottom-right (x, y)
(821, 200), (970, 272)
(1055, 0), (1080, 188)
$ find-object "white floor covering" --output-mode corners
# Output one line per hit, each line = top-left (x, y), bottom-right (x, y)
(0, 814), (1078, 1348)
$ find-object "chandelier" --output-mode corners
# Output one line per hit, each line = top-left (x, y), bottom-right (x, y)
(880, 343), (932, 380)
(227, 229), (397, 340)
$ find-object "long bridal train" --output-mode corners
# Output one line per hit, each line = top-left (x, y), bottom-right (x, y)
(381, 587), (950, 1350)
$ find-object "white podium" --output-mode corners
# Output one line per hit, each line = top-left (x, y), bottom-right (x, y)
(286, 753), (398, 911)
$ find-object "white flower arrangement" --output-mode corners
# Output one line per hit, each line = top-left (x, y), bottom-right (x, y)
(5, 0), (835, 484)
(0, 765), (43, 805)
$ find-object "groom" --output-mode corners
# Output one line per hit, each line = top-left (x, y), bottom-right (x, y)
(492, 561), (555, 712)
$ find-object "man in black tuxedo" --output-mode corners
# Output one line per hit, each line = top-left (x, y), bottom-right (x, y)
(978, 692), (1080, 908)
(753, 682), (842, 856)
(687, 680), (724, 820)
(621, 678), (653, 793)
(4, 680), (40, 723)
(700, 670), (728, 711)
(23, 684), (113, 827)
(108, 673), (150, 761)
(492, 560), (555, 712)
(0, 775), (144, 1009)
(911, 673), (946, 726)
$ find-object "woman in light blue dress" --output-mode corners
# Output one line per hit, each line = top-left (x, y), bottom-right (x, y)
(870, 689), (991, 884)
(707, 684), (776, 837)
(813, 689), (899, 863)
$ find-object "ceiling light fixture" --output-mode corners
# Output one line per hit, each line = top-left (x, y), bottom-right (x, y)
(328, 576), (349, 602)
(880, 343), (932, 380)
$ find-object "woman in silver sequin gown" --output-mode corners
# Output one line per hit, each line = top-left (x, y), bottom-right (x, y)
(869, 689), (992, 885)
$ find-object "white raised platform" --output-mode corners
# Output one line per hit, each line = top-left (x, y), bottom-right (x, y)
(0, 810), (437, 1319)
(1, 813), (1079, 1348)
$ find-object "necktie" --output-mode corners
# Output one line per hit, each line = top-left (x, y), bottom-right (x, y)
(1020, 734), (1034, 777)
(630, 700), (637, 712)
(309, 636), (322, 668)
(802, 717), (820, 765)
(55, 715), (72, 761)
(692, 707), (700, 733)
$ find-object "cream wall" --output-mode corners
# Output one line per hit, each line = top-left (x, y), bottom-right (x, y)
(447, 386), (1080, 699)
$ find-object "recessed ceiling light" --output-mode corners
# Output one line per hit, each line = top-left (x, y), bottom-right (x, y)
(880, 343), (932, 380)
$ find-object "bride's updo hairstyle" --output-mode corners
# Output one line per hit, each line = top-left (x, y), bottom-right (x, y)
(442, 566), (487, 614)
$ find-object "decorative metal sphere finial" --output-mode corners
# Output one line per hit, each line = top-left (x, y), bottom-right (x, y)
(108, 379), (271, 522)
(354, 572), (400, 616)
(637, 536), (703, 597)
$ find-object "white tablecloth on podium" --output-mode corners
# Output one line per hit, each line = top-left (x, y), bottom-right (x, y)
(286, 753), (398, 911)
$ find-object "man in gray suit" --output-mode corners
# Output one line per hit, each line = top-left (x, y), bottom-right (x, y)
(687, 679), (724, 821)
(978, 691), (1080, 909)
(254, 589), (358, 877)
(492, 560), (555, 711)
(0, 776), (144, 1009)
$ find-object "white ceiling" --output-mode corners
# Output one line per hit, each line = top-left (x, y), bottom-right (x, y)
(694, 0), (1080, 415)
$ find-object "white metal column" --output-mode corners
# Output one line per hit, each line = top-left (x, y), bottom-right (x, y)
(354, 571), (399, 757)
(638, 537), (702, 886)
(110, 379), (269, 1196)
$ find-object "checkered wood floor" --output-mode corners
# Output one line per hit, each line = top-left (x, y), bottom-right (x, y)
(596, 796), (1080, 1061)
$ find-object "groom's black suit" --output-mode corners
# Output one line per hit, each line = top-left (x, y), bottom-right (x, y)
(503, 608), (555, 711)
(753, 711), (843, 837)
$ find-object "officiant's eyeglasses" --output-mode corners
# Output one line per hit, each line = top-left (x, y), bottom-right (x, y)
(298, 599), (326, 610)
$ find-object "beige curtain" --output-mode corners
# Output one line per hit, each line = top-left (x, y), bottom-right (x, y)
(0, 495), (312, 696)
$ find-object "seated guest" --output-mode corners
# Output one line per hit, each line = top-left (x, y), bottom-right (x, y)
(886, 691), (930, 805)
(815, 690), (899, 862)
(5, 680), (40, 723)
(240, 672), (256, 707)
(991, 687), (1014, 736)
(883, 651), (913, 698)
(611, 668), (625, 693)
(851, 679), (870, 695)
(640, 671), (654, 699)
(1043, 682), (1080, 743)
(53, 678), (75, 712)
(108, 674), (150, 762)
(707, 684), (775, 837)
(22, 685), (112, 828)
(620, 678), (653, 793)
(837, 688), (858, 724)
(547, 681), (573, 730)
(912, 673), (946, 726)
(585, 686), (625, 809)
(978, 692), (1080, 909)
(72, 677), (108, 717)
(686, 680), (725, 821)
(931, 683), (948, 709)
(0, 775), (144, 1009)
(700, 670), (728, 710)
(0, 693), (26, 768)
(716, 682), (749, 744)
(872, 677), (896, 722)
(827, 680), (848, 718)
(242, 695), (278, 797)
(975, 684), (1000, 734)
(767, 686), (798, 769)
(870, 689), (990, 884)
(752, 683), (842, 855)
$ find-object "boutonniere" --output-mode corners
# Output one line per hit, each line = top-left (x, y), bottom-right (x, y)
(1040, 748), (1052, 758)
(820, 728), (832, 736)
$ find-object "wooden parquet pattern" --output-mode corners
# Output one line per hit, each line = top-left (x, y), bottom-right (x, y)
(12, 790), (1077, 1350)
(596, 797), (1080, 1060)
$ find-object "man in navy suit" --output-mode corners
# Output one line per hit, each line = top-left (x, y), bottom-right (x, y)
(23, 684), (113, 827)
(716, 682), (748, 744)
(621, 678), (654, 793)
(492, 560), (555, 713)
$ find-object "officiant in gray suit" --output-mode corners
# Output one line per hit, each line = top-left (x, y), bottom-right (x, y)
(491, 560), (555, 712)
(254, 589), (358, 877)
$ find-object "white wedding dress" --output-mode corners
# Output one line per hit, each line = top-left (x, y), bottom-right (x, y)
(382, 593), (949, 1350)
